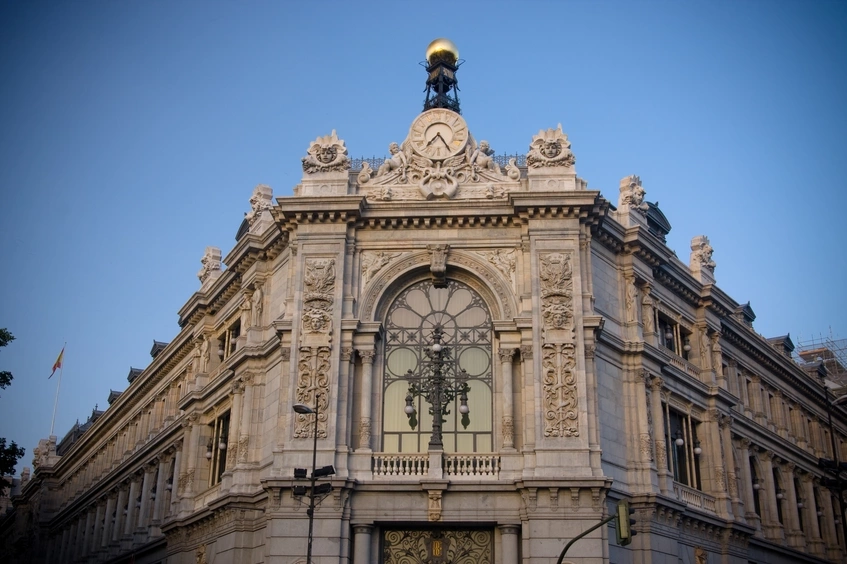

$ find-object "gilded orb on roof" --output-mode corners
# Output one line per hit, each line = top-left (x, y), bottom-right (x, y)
(426, 38), (459, 64)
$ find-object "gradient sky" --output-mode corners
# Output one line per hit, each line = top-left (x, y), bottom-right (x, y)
(1, 0), (845, 475)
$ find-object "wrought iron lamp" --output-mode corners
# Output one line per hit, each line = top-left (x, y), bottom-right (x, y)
(293, 395), (335, 564)
(404, 325), (471, 450)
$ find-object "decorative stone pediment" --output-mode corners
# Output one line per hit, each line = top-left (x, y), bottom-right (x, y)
(358, 109), (520, 201)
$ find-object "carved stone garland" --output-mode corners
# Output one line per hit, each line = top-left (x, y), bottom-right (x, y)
(539, 252), (579, 437)
(294, 258), (336, 439)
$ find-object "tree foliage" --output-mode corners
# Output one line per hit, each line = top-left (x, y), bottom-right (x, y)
(0, 328), (24, 483)
(0, 328), (13, 392)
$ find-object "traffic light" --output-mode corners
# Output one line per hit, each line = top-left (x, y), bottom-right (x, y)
(616, 501), (637, 546)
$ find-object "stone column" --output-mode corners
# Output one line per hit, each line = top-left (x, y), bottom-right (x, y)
(782, 464), (804, 548)
(124, 475), (140, 535)
(357, 349), (376, 451)
(238, 374), (254, 465)
(820, 486), (841, 559)
(92, 501), (105, 552)
(739, 372), (752, 418)
(737, 439), (758, 528)
(649, 376), (671, 494)
(152, 456), (169, 523)
(59, 526), (69, 562)
(228, 379), (245, 469)
(81, 506), (94, 558)
(719, 418), (741, 520)
(137, 463), (155, 531)
(519, 345), (536, 455)
(499, 524), (520, 564)
(183, 412), (200, 498)
(759, 451), (782, 540)
(802, 475), (826, 555)
(706, 410), (732, 519)
(102, 493), (116, 549)
(750, 375), (766, 425)
(352, 524), (373, 564)
(170, 443), (182, 515)
(113, 483), (128, 542)
(709, 329), (722, 377)
(73, 517), (85, 560)
(640, 283), (656, 346)
(499, 347), (516, 450)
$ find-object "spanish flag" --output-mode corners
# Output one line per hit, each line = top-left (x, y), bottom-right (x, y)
(49, 347), (64, 379)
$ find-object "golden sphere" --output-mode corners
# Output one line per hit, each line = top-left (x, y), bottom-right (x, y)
(425, 38), (459, 64)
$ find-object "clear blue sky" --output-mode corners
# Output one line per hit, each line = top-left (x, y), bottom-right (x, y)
(1, 0), (845, 475)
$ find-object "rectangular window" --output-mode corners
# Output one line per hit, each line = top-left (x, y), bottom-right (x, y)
(663, 405), (702, 489)
(219, 319), (241, 360)
(208, 411), (230, 486)
(657, 315), (692, 359)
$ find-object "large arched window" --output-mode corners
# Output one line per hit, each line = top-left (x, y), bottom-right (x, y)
(382, 279), (493, 453)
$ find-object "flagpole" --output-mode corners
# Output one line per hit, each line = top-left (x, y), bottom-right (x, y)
(50, 343), (66, 437)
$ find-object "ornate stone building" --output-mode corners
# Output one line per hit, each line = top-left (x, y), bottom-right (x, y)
(2, 40), (846, 564)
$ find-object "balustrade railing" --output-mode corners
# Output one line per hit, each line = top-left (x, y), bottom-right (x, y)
(372, 453), (430, 477)
(673, 482), (716, 512)
(372, 452), (500, 479)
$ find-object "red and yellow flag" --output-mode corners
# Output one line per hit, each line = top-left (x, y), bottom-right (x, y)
(49, 347), (64, 379)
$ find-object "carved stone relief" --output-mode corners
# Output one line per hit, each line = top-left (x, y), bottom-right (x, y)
(293, 346), (331, 439)
(301, 259), (336, 338)
(197, 247), (222, 285)
(361, 110), (518, 201)
(618, 175), (648, 213)
(301, 130), (350, 173)
(690, 235), (716, 273)
(526, 124), (575, 168)
(538, 252), (578, 438)
(361, 251), (402, 284)
(478, 248), (516, 290)
(245, 184), (272, 228)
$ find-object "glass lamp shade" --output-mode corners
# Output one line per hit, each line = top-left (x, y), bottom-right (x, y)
(205, 450), (213, 460)
(405, 404), (415, 415)
(459, 403), (469, 414)
(675, 437), (684, 446)
(431, 343), (442, 352)
(693, 445), (702, 455)
(219, 440), (227, 451)
(753, 482), (761, 490)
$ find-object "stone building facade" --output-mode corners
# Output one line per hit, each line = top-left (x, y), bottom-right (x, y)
(2, 63), (846, 564)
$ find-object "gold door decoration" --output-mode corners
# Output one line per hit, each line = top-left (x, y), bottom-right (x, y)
(383, 529), (492, 564)
(539, 252), (579, 437)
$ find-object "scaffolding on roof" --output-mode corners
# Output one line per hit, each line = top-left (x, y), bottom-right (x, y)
(797, 333), (847, 387)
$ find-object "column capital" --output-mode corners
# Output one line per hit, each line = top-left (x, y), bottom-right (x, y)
(358, 349), (376, 364)
(498, 347), (516, 362)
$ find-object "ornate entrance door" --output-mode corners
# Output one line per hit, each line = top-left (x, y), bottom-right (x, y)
(382, 528), (493, 564)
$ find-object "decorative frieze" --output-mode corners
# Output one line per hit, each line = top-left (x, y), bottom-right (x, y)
(539, 252), (579, 438)
(294, 346), (331, 439)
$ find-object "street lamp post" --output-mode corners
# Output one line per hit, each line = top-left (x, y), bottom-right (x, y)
(293, 396), (334, 564)
(404, 325), (470, 450)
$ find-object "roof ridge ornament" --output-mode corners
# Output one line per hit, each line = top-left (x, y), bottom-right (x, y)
(423, 38), (462, 114)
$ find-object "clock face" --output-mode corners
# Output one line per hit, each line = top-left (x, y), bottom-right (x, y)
(409, 109), (469, 160)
